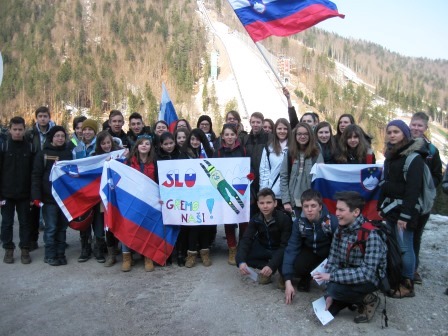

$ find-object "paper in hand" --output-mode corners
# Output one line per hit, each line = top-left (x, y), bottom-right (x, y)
(311, 258), (328, 285)
(312, 296), (334, 325)
(246, 266), (258, 282)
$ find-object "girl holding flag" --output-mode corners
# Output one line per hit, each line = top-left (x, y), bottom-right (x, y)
(180, 129), (214, 268)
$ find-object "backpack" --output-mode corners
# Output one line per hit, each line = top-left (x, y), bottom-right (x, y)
(347, 220), (402, 295)
(403, 152), (436, 215)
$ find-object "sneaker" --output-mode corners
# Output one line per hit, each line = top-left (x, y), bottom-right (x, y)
(414, 271), (422, 285)
(44, 257), (60, 266)
(354, 293), (380, 323)
(258, 274), (272, 285)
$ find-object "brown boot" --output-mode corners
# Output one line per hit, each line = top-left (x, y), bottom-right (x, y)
(185, 250), (197, 268)
(258, 274), (272, 285)
(277, 275), (286, 290)
(200, 249), (212, 267)
(144, 257), (155, 272)
(121, 252), (132, 272)
(104, 247), (116, 267)
(391, 279), (415, 298)
(354, 293), (380, 323)
(228, 246), (237, 265)
(21, 248), (31, 264)
(3, 249), (14, 264)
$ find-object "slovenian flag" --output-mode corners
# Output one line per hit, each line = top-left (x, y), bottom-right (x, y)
(159, 82), (178, 133)
(100, 159), (179, 265)
(50, 150), (126, 221)
(311, 164), (383, 220)
(229, 0), (345, 42)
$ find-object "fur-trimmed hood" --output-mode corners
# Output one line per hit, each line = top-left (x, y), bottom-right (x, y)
(386, 137), (426, 160)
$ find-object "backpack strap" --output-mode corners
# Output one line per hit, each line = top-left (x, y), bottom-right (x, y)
(403, 152), (419, 180)
(346, 221), (376, 262)
(265, 144), (271, 170)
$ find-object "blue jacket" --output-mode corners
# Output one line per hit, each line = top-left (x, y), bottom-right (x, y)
(282, 205), (338, 281)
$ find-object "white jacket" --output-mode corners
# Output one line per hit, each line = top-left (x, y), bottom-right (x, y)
(259, 144), (288, 199)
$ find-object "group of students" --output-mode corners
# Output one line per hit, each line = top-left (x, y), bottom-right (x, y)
(1, 93), (447, 323)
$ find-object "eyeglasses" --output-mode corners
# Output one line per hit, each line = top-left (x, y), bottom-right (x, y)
(296, 133), (309, 137)
(199, 122), (210, 127)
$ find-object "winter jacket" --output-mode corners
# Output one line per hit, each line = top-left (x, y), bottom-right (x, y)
(282, 205), (338, 281)
(442, 163), (448, 195)
(31, 142), (73, 204)
(326, 215), (387, 286)
(378, 138), (425, 229)
(236, 209), (292, 272)
(127, 156), (158, 183)
(126, 126), (152, 149)
(108, 129), (129, 148)
(288, 106), (299, 130)
(0, 137), (36, 200)
(317, 142), (336, 164)
(214, 140), (246, 158)
(259, 144), (288, 199)
(279, 151), (324, 207)
(72, 138), (96, 159)
(421, 136), (443, 187)
(335, 148), (376, 164)
(157, 148), (181, 161)
(25, 121), (56, 151)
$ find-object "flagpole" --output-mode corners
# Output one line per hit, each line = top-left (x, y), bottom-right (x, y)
(255, 42), (284, 88)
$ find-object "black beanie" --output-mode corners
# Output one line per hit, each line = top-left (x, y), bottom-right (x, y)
(197, 115), (213, 129)
(46, 125), (67, 141)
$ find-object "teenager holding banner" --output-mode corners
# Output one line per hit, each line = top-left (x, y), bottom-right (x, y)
(214, 123), (248, 265)
(280, 123), (323, 216)
(180, 129), (214, 268)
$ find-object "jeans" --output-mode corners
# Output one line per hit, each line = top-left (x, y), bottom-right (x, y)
(390, 221), (415, 280)
(1, 198), (30, 249)
(326, 281), (377, 305)
(42, 204), (68, 259)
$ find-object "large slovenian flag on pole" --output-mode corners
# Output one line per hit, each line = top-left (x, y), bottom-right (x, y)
(158, 82), (178, 133)
(100, 159), (179, 265)
(229, 0), (344, 42)
(311, 164), (383, 220)
(51, 150), (125, 221)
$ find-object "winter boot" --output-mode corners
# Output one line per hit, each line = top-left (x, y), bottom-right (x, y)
(121, 252), (132, 272)
(354, 293), (380, 323)
(200, 249), (212, 267)
(94, 238), (106, 263)
(228, 246), (237, 266)
(3, 249), (14, 264)
(391, 279), (415, 298)
(104, 247), (116, 267)
(277, 275), (286, 290)
(144, 257), (155, 272)
(177, 250), (186, 267)
(21, 248), (31, 264)
(78, 234), (91, 262)
(185, 250), (198, 268)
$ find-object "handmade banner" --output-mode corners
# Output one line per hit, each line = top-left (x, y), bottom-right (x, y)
(311, 163), (383, 220)
(158, 158), (251, 225)
(50, 149), (125, 221)
(100, 159), (179, 265)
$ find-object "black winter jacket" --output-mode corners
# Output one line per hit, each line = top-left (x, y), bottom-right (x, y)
(31, 142), (73, 204)
(282, 205), (338, 281)
(236, 209), (292, 272)
(378, 138), (425, 229)
(0, 137), (36, 199)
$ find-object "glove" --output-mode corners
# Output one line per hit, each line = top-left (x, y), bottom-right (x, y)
(33, 200), (43, 208)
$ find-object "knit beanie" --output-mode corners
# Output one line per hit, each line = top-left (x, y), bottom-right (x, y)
(46, 125), (67, 141)
(82, 119), (99, 134)
(197, 115), (213, 130)
(386, 120), (411, 140)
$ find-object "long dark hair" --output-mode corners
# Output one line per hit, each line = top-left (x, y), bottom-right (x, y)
(182, 128), (214, 158)
(336, 124), (369, 163)
(315, 121), (337, 151)
(289, 122), (319, 159)
(94, 131), (118, 154)
(127, 136), (156, 164)
(336, 114), (355, 137)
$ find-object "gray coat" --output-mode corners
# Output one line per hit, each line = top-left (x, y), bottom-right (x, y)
(280, 152), (323, 206)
